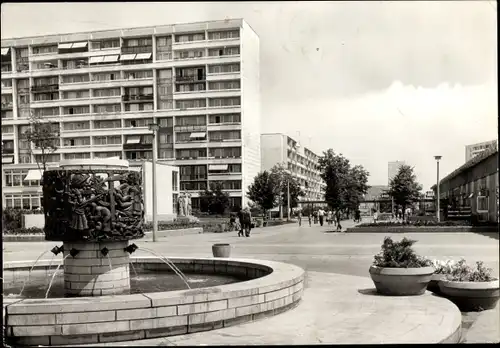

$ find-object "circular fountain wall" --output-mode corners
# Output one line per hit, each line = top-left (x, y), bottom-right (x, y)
(3, 257), (305, 346)
(42, 159), (144, 297)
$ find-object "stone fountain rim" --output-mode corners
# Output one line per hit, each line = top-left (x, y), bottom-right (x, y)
(3, 257), (304, 306)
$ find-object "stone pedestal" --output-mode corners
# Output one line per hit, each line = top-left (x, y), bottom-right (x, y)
(63, 241), (130, 296)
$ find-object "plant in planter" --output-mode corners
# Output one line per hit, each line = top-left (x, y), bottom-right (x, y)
(438, 259), (499, 312)
(369, 236), (435, 296)
(428, 259), (457, 293)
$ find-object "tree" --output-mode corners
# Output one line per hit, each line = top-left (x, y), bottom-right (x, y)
(387, 164), (423, 210)
(269, 164), (304, 218)
(247, 171), (278, 217)
(23, 111), (60, 173)
(318, 149), (370, 213)
(199, 181), (230, 215)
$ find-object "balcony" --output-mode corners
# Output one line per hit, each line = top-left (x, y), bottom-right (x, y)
(122, 94), (154, 102)
(1, 102), (13, 110)
(31, 84), (59, 93)
(121, 46), (153, 55)
(180, 174), (207, 181)
(174, 125), (207, 132)
(174, 75), (206, 83)
(123, 142), (153, 151)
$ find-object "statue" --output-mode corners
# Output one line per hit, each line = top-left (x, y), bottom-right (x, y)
(186, 193), (192, 216)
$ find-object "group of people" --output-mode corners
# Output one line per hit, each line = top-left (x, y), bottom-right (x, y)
(297, 208), (347, 231)
(229, 207), (253, 237)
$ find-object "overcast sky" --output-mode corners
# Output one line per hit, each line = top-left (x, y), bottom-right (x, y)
(1, 1), (497, 189)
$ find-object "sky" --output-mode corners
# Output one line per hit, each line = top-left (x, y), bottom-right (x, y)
(1, 1), (497, 190)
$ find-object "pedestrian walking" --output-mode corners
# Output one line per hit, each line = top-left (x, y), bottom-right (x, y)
(308, 213), (312, 227)
(298, 210), (302, 227)
(327, 210), (333, 225)
(313, 211), (318, 224)
(335, 210), (342, 232)
(318, 208), (325, 226)
(238, 207), (252, 237)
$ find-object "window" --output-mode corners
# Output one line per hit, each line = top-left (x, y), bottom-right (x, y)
(93, 135), (122, 145)
(175, 50), (204, 60)
(93, 88), (121, 97)
(33, 107), (59, 117)
(126, 70), (153, 79)
(229, 197), (242, 209)
(158, 117), (173, 127)
(208, 46), (240, 57)
(19, 154), (31, 164)
(63, 121), (90, 131)
(32, 45), (58, 55)
(221, 180), (241, 190)
(63, 90), (90, 99)
(176, 116), (206, 126)
(477, 196), (489, 212)
(228, 164), (242, 173)
(95, 104), (121, 113)
(63, 137), (90, 147)
(208, 97), (240, 107)
(33, 93), (59, 102)
(209, 130), (241, 141)
(175, 149), (207, 159)
(159, 133), (173, 144)
(1, 79), (12, 88)
(35, 154), (60, 163)
(125, 151), (152, 160)
(64, 153), (91, 160)
(157, 36), (173, 47)
(180, 182), (207, 191)
(208, 30), (240, 40)
(209, 147), (241, 158)
(176, 99), (206, 109)
(92, 72), (119, 81)
(175, 33), (205, 43)
(208, 64), (240, 74)
(4, 194), (42, 210)
(208, 80), (240, 90)
(63, 105), (90, 115)
(172, 171), (179, 191)
(158, 100), (174, 110)
(62, 74), (90, 84)
(94, 120), (121, 129)
(176, 83), (206, 92)
(159, 149), (174, 159)
(2, 125), (14, 134)
(90, 39), (120, 50)
(94, 151), (122, 159)
(124, 118), (153, 128)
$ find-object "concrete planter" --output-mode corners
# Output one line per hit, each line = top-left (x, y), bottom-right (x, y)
(438, 279), (500, 312)
(369, 266), (435, 296)
(212, 243), (231, 258)
(428, 274), (446, 294)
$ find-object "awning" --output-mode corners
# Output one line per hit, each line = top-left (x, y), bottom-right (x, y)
(89, 56), (104, 64)
(103, 55), (119, 63)
(135, 53), (152, 60)
(24, 169), (43, 181)
(1, 47), (10, 55)
(190, 132), (206, 138)
(120, 54), (136, 61)
(58, 43), (73, 49)
(126, 136), (141, 144)
(468, 193), (474, 199)
(208, 164), (228, 171)
(1, 156), (14, 164)
(71, 42), (88, 49)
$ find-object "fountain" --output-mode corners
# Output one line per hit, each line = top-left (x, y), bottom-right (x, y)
(3, 159), (305, 346)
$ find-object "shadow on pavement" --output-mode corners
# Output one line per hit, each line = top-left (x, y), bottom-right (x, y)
(357, 288), (387, 296)
(472, 231), (499, 241)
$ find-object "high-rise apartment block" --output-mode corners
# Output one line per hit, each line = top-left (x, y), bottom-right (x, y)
(260, 133), (325, 202)
(1, 19), (260, 211)
(388, 160), (405, 185)
(465, 140), (498, 162)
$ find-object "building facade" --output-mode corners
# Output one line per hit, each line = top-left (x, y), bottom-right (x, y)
(435, 145), (498, 223)
(260, 133), (325, 202)
(1, 19), (260, 211)
(465, 139), (498, 162)
(388, 160), (405, 185)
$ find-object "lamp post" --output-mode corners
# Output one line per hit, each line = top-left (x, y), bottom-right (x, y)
(149, 123), (160, 242)
(434, 155), (442, 222)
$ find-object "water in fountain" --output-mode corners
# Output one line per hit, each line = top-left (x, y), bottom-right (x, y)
(18, 249), (52, 297)
(46, 254), (56, 283)
(136, 247), (191, 289)
(45, 254), (70, 298)
(106, 254), (113, 272)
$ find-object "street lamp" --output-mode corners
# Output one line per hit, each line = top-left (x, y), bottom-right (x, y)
(149, 123), (160, 242)
(434, 155), (442, 222)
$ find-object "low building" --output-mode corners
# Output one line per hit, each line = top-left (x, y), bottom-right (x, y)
(359, 185), (389, 214)
(433, 144), (498, 223)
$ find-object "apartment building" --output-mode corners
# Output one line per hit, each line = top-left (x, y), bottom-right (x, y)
(1, 19), (261, 212)
(465, 139), (498, 162)
(260, 133), (325, 202)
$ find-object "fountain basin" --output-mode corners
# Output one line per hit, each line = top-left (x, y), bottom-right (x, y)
(4, 257), (305, 346)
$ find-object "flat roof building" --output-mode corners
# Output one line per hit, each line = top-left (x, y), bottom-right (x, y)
(465, 139), (498, 162)
(1, 18), (261, 212)
(260, 133), (325, 202)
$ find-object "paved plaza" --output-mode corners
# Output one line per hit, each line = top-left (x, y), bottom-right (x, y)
(3, 218), (499, 344)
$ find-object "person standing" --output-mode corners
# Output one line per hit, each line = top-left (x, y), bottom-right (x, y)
(318, 208), (325, 226)
(327, 210), (333, 225)
(335, 210), (342, 232)
(308, 213), (312, 227)
(298, 210), (302, 227)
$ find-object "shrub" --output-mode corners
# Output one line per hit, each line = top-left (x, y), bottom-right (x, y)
(445, 259), (496, 282)
(358, 220), (471, 227)
(2, 208), (44, 231)
(431, 259), (457, 274)
(373, 236), (432, 268)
